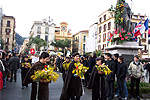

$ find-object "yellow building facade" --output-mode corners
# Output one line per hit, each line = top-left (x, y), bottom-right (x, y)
(73, 30), (88, 55)
(55, 22), (73, 51)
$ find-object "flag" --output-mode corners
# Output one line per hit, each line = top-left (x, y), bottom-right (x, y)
(148, 29), (150, 37)
(133, 36), (138, 42)
(140, 18), (149, 34)
(133, 21), (142, 34)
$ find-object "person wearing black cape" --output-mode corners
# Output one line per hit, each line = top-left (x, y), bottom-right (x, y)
(88, 57), (106, 100)
(21, 56), (31, 89)
(61, 57), (71, 83)
(60, 52), (82, 100)
(23, 52), (50, 100)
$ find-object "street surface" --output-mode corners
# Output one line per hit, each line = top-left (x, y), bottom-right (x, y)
(1, 69), (92, 100)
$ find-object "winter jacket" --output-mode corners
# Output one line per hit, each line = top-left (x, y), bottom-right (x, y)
(106, 59), (115, 81)
(116, 61), (127, 79)
(8, 56), (20, 70)
(128, 61), (144, 78)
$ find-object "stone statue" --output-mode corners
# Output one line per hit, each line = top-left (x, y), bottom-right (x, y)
(116, 0), (132, 32)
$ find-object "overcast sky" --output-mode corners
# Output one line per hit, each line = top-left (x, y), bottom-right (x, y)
(1, 0), (150, 37)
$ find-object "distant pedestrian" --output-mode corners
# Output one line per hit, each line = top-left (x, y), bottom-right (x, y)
(116, 56), (127, 100)
(8, 53), (20, 82)
(105, 53), (115, 99)
(128, 55), (144, 100)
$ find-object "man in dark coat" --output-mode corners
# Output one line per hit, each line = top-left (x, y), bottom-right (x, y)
(23, 52), (50, 100)
(88, 57), (106, 100)
(116, 56), (127, 100)
(105, 53), (115, 99)
(8, 53), (20, 82)
(60, 53), (82, 100)
(89, 53), (97, 75)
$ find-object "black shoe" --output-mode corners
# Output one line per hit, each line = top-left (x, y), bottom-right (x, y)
(129, 95), (134, 99)
(22, 86), (24, 89)
(136, 96), (140, 100)
(15, 80), (17, 82)
(9, 80), (12, 82)
(108, 97), (114, 99)
(26, 85), (28, 88)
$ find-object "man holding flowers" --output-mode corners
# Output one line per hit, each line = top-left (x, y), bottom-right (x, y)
(60, 52), (82, 100)
(23, 52), (50, 100)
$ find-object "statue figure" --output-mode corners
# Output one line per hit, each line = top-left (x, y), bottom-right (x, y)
(116, 0), (133, 32)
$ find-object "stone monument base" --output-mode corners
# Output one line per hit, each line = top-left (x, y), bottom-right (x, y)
(105, 42), (143, 66)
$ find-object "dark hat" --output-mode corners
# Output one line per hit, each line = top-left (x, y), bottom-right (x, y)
(96, 57), (102, 61)
(105, 53), (112, 58)
(114, 53), (119, 57)
(72, 52), (79, 57)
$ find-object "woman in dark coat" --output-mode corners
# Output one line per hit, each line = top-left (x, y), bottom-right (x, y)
(23, 52), (50, 100)
(60, 53), (82, 100)
(21, 56), (31, 89)
(88, 57), (106, 100)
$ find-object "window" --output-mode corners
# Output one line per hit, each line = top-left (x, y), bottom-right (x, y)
(6, 38), (9, 44)
(104, 24), (106, 32)
(99, 35), (101, 43)
(103, 33), (106, 42)
(108, 22), (111, 30)
(99, 17), (102, 23)
(134, 15), (138, 19)
(37, 26), (41, 33)
(45, 27), (49, 34)
(99, 26), (102, 33)
(37, 35), (40, 38)
(6, 46), (8, 50)
(45, 36), (48, 42)
(83, 44), (85, 51)
(140, 16), (144, 19)
(104, 14), (106, 21)
(102, 44), (106, 50)
(98, 45), (101, 50)
(5, 29), (11, 35)
(55, 30), (60, 32)
(7, 20), (10, 27)
(83, 36), (86, 41)
(76, 37), (77, 41)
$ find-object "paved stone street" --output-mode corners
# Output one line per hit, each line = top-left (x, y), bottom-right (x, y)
(0, 69), (92, 100)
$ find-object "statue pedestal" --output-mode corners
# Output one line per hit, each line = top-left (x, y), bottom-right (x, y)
(105, 42), (143, 65)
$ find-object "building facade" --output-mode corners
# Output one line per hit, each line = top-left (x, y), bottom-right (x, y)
(73, 30), (88, 55)
(1, 15), (16, 52)
(85, 22), (98, 53)
(29, 21), (55, 51)
(19, 38), (29, 54)
(54, 22), (72, 51)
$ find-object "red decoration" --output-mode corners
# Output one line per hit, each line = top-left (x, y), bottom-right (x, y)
(121, 38), (124, 40)
(30, 48), (35, 55)
(125, 36), (128, 39)
(44, 65), (47, 68)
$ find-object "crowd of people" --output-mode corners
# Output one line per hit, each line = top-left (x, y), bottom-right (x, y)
(0, 51), (150, 100)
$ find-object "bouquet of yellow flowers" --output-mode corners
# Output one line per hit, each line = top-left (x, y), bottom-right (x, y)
(22, 62), (31, 68)
(72, 62), (89, 79)
(31, 65), (59, 83)
(95, 63), (112, 75)
(63, 61), (71, 70)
